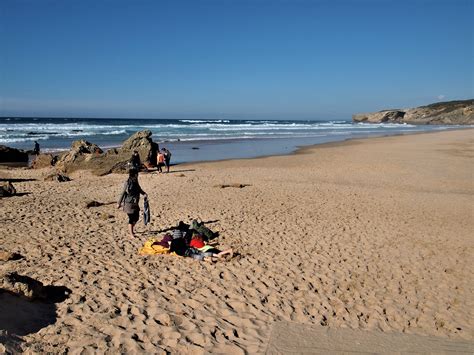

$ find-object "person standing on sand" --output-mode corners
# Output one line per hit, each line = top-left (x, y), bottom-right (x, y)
(162, 147), (172, 173)
(117, 168), (147, 238)
(33, 141), (40, 155)
(157, 150), (165, 173)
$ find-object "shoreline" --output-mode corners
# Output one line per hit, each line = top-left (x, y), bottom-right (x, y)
(176, 126), (474, 168)
(4, 127), (472, 171)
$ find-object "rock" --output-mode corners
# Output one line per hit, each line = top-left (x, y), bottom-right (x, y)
(0, 182), (16, 197)
(99, 212), (114, 220)
(120, 130), (153, 151)
(31, 154), (56, 169)
(353, 110), (405, 123)
(0, 145), (28, 163)
(0, 251), (23, 261)
(353, 99), (474, 125)
(118, 130), (157, 168)
(105, 148), (119, 156)
(216, 183), (251, 189)
(102, 160), (132, 175)
(43, 173), (71, 182)
(1, 273), (47, 300)
(0, 331), (23, 354)
(0, 272), (71, 303)
(56, 140), (103, 168)
(85, 200), (104, 208)
(51, 131), (158, 175)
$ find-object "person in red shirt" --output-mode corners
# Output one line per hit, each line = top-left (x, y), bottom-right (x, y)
(157, 151), (165, 173)
(190, 234), (233, 260)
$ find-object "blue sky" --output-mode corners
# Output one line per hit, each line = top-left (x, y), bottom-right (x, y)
(1, 0), (473, 120)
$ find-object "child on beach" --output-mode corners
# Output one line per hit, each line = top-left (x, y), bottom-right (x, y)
(157, 150), (165, 173)
(117, 168), (147, 238)
(189, 233), (233, 261)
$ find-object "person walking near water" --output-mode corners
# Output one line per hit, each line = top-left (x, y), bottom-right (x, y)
(117, 168), (147, 238)
(163, 147), (172, 173)
(33, 141), (40, 155)
(157, 150), (165, 173)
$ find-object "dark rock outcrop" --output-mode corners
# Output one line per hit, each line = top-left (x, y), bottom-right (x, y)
(0, 145), (28, 163)
(1, 272), (71, 303)
(353, 99), (474, 125)
(1, 273), (48, 300)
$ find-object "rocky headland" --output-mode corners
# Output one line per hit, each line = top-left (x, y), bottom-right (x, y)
(353, 99), (474, 125)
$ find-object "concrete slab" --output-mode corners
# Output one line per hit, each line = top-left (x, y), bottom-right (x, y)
(266, 322), (474, 354)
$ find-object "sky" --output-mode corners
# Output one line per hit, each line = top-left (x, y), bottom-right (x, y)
(0, 0), (473, 120)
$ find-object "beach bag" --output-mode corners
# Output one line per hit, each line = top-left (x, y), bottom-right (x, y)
(190, 219), (214, 240)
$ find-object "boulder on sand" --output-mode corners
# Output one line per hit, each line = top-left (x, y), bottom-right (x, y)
(0, 145), (28, 163)
(1, 272), (71, 303)
(1, 273), (47, 300)
(121, 130), (153, 151)
(56, 130), (157, 175)
(56, 140), (103, 168)
(31, 154), (56, 169)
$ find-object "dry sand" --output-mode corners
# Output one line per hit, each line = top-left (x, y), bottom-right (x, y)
(1, 129), (473, 353)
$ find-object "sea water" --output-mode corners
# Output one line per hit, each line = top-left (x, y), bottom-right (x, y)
(0, 117), (467, 164)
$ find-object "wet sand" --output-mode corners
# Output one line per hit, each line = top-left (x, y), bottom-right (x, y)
(1, 129), (473, 353)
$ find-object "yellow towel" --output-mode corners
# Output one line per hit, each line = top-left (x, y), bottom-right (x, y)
(138, 238), (170, 255)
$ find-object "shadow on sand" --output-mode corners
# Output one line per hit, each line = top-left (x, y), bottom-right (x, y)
(0, 178), (37, 183)
(0, 284), (71, 337)
(0, 192), (32, 198)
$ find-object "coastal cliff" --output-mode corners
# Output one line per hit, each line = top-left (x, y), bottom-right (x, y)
(353, 99), (474, 125)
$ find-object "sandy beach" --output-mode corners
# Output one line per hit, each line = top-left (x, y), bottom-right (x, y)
(1, 129), (473, 353)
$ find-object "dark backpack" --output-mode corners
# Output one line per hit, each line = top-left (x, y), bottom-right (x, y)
(169, 238), (188, 256)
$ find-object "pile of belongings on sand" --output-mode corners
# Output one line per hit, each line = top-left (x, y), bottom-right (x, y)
(139, 220), (232, 261)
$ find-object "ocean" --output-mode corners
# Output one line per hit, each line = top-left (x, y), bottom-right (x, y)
(0, 117), (466, 164)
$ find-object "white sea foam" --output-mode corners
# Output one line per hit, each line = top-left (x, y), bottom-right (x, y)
(1, 118), (456, 151)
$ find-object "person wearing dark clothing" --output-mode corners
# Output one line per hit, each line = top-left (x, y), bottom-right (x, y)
(130, 150), (141, 171)
(162, 148), (172, 173)
(117, 168), (147, 238)
(33, 141), (40, 155)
